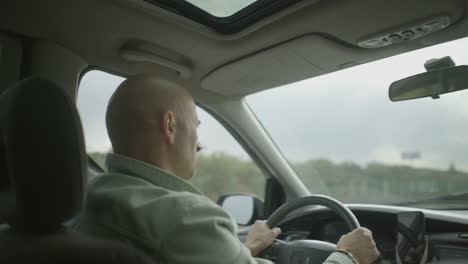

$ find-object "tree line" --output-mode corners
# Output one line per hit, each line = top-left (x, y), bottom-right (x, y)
(89, 152), (468, 205)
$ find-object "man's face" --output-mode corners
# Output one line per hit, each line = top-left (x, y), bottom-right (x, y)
(174, 98), (201, 180)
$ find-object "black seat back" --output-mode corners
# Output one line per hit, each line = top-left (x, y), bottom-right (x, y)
(0, 77), (154, 263)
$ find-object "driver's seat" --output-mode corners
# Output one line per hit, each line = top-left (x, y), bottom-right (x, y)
(0, 76), (154, 264)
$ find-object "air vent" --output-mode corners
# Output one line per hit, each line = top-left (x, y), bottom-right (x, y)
(358, 16), (451, 48)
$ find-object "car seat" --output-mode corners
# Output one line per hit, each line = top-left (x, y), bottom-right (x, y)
(0, 76), (155, 264)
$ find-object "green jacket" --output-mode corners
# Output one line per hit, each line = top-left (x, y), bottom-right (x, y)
(74, 153), (353, 264)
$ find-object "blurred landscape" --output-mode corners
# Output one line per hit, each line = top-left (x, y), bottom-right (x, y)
(89, 152), (468, 205)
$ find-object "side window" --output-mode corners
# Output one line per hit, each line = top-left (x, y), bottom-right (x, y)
(77, 70), (265, 201)
(77, 70), (123, 170)
(193, 108), (265, 201)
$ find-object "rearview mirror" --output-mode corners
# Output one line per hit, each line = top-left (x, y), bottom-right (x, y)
(389, 65), (468, 101)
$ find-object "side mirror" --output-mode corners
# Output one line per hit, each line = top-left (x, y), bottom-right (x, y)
(217, 193), (264, 226)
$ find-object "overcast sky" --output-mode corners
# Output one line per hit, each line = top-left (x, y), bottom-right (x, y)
(184, 0), (256, 17)
(77, 36), (468, 172)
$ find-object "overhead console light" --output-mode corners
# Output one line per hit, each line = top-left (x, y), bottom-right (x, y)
(358, 16), (451, 48)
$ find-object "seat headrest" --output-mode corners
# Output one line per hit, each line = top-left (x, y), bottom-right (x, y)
(0, 76), (86, 233)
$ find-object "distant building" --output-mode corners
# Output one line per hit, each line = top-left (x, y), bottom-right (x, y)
(449, 162), (457, 173)
(401, 151), (421, 160)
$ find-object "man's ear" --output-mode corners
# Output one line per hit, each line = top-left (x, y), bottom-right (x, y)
(162, 111), (176, 144)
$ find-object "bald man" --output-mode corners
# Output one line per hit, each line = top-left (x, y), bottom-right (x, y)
(73, 75), (379, 264)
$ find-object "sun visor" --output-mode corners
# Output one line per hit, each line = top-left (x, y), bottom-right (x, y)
(201, 35), (365, 96)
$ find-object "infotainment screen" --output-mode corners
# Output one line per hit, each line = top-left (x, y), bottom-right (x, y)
(396, 211), (427, 264)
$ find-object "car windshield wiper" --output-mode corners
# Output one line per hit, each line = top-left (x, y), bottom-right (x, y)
(396, 192), (468, 209)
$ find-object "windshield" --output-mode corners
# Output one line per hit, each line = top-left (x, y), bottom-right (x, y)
(246, 37), (468, 209)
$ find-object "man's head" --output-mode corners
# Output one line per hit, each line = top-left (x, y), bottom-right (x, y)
(106, 75), (201, 180)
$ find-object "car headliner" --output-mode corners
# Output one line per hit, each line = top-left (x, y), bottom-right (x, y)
(0, 0), (467, 102)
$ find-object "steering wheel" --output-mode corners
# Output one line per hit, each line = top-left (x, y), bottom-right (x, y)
(261, 195), (360, 264)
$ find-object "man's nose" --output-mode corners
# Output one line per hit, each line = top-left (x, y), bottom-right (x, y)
(196, 143), (203, 152)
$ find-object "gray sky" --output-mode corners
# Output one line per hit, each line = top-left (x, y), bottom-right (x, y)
(77, 36), (468, 172)
(184, 0), (257, 17)
(247, 36), (468, 171)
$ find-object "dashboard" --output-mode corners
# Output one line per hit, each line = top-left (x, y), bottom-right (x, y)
(239, 204), (468, 263)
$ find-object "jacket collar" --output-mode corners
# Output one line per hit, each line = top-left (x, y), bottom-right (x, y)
(105, 153), (201, 195)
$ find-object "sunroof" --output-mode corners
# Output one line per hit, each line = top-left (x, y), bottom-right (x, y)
(185, 0), (257, 17)
(145, 0), (305, 34)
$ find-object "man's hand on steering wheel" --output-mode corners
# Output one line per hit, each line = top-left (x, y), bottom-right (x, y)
(244, 220), (282, 257)
(258, 195), (380, 264)
(337, 227), (380, 264)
